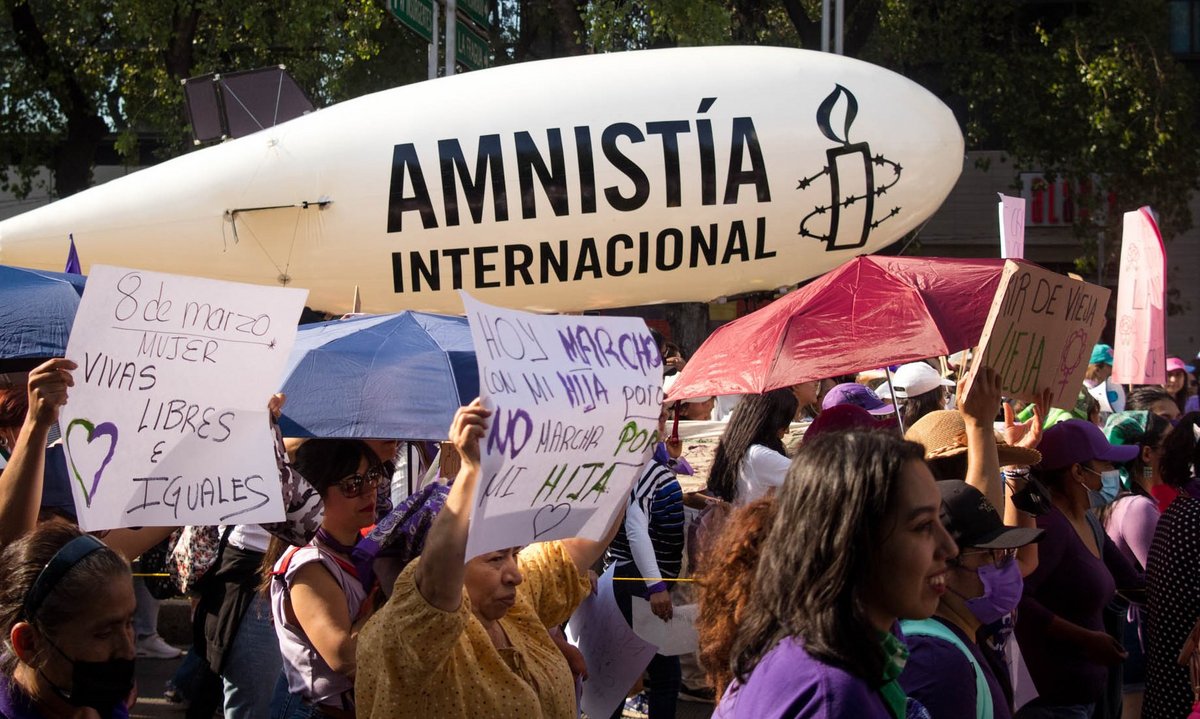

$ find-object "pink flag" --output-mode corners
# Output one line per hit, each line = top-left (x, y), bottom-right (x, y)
(1112, 207), (1167, 384)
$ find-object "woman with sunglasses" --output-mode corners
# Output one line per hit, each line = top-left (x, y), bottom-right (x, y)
(268, 439), (388, 719)
(900, 480), (1044, 719)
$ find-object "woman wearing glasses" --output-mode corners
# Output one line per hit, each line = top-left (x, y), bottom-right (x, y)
(900, 480), (1044, 719)
(268, 439), (389, 719)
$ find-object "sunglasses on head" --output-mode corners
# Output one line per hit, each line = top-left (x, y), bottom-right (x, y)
(337, 465), (387, 498)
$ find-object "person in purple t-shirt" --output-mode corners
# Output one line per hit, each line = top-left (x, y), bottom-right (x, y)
(1015, 420), (1144, 719)
(900, 480), (1044, 719)
(712, 430), (958, 719)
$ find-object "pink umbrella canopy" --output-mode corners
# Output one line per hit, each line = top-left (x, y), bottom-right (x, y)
(667, 255), (1010, 399)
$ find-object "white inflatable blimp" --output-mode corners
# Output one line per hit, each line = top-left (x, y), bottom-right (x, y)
(0, 46), (964, 314)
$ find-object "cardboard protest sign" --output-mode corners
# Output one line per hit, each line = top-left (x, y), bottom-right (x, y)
(1112, 207), (1167, 384)
(998, 194), (1026, 260)
(566, 567), (657, 719)
(60, 265), (307, 530)
(461, 292), (662, 559)
(964, 260), (1110, 408)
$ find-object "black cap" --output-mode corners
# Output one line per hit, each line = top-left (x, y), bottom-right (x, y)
(937, 480), (1044, 550)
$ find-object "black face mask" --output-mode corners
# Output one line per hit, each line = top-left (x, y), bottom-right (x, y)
(42, 639), (135, 719)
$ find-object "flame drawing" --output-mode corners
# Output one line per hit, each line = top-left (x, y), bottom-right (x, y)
(798, 85), (903, 251)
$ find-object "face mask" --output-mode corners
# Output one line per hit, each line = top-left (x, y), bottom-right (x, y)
(1081, 467), (1121, 508)
(959, 556), (1024, 625)
(42, 639), (134, 719)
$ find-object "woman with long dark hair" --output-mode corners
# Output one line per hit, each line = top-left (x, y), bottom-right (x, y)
(1163, 357), (1195, 416)
(713, 431), (958, 718)
(267, 439), (387, 718)
(706, 389), (798, 506)
(1155, 411), (1200, 510)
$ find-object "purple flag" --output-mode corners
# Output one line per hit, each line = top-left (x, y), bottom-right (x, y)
(64, 234), (82, 274)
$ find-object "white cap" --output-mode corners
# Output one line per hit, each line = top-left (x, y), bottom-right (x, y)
(874, 381), (894, 404)
(892, 362), (954, 400)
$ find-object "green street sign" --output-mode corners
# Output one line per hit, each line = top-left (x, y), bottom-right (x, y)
(457, 0), (488, 28)
(456, 18), (490, 71)
(388, 0), (434, 43)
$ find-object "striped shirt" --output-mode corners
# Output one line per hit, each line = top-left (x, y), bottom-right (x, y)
(607, 459), (685, 589)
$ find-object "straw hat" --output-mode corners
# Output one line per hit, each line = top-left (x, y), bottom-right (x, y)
(905, 410), (1041, 467)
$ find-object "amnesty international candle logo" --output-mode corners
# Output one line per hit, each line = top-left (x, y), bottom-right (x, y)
(799, 85), (903, 251)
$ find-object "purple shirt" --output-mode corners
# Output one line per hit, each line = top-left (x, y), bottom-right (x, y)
(1015, 506), (1141, 705)
(899, 618), (1012, 719)
(714, 637), (892, 719)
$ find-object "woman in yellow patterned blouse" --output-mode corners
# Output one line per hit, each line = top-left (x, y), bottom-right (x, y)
(355, 400), (624, 719)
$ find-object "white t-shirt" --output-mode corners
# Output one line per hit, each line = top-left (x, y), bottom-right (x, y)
(736, 444), (792, 505)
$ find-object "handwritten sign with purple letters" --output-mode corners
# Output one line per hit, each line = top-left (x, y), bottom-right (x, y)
(61, 265), (307, 530)
(964, 260), (1110, 408)
(461, 292), (662, 559)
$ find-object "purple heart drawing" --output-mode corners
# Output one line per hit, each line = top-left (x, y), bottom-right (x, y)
(532, 502), (572, 539)
(64, 419), (119, 508)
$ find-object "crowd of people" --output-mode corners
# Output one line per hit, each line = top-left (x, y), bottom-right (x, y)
(1, 336), (1199, 719)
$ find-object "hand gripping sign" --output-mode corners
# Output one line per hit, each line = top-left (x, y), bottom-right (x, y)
(60, 265), (307, 530)
(460, 292), (663, 559)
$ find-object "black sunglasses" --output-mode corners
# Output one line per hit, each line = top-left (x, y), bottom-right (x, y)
(336, 465), (387, 498)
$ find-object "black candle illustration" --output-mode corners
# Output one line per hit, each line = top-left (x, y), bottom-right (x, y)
(799, 85), (903, 251)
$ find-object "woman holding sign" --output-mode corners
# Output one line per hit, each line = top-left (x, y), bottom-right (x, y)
(354, 400), (624, 719)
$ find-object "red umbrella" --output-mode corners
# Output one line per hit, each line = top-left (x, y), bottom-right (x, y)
(667, 255), (1009, 399)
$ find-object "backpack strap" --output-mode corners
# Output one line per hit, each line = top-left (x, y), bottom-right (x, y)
(901, 618), (994, 719)
(271, 545), (306, 579)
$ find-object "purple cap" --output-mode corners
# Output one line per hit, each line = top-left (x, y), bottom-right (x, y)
(805, 404), (889, 441)
(821, 382), (895, 416)
(1036, 419), (1140, 471)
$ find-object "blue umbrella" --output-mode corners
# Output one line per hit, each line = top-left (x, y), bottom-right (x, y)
(277, 311), (479, 441)
(0, 265), (87, 371)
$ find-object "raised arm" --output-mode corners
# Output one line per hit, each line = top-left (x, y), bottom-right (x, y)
(958, 366), (1004, 510)
(414, 399), (490, 612)
(0, 359), (75, 546)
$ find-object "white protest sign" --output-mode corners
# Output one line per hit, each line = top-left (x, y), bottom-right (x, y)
(566, 566), (657, 719)
(61, 265), (307, 530)
(631, 598), (700, 656)
(964, 260), (1110, 408)
(998, 193), (1026, 259)
(1112, 207), (1167, 384)
(460, 292), (662, 559)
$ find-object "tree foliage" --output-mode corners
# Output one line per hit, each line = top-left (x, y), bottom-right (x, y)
(0, 0), (426, 198)
(866, 0), (1200, 274)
